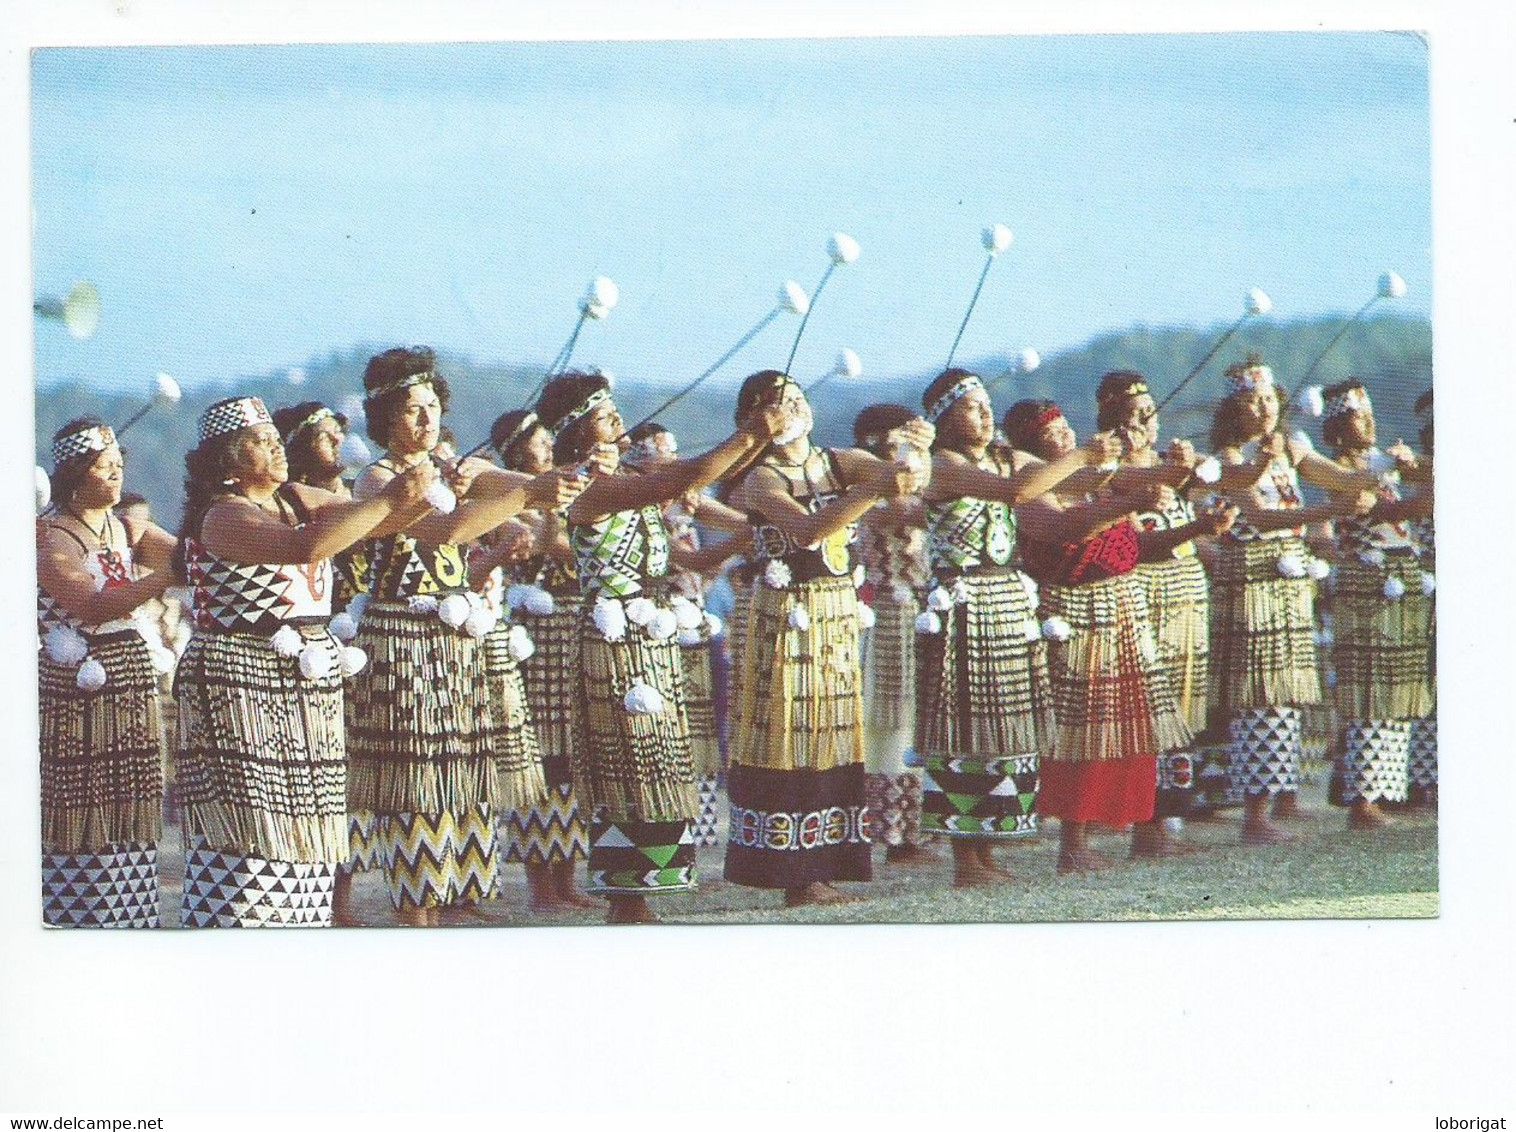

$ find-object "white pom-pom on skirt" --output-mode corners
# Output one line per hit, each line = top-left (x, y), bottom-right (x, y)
(670, 596), (703, 631)
(522, 587), (556, 616)
(298, 644), (333, 681)
(1041, 617), (1072, 642)
(950, 578), (971, 605)
(464, 607), (496, 640)
(763, 560), (792, 589)
(340, 646), (368, 678)
(853, 565), (867, 589)
(1358, 549), (1387, 569)
(1021, 620), (1042, 643)
(788, 606), (811, 633)
(44, 626), (89, 667)
(856, 604), (876, 630)
(703, 611), (724, 639)
(346, 593), (370, 623)
(270, 625), (304, 658)
(438, 594), (471, 628)
(1383, 576), (1406, 600)
(927, 586), (954, 612)
(1420, 572), (1436, 596)
(624, 596), (657, 626)
(507, 624), (536, 662)
(75, 657), (107, 691)
(1307, 558), (1332, 581)
(327, 611), (359, 642)
(593, 597), (627, 642)
(648, 608), (680, 641)
(407, 594), (439, 615)
(624, 682), (666, 715)
(1276, 555), (1308, 579)
(677, 628), (704, 647)
(915, 611), (942, 635)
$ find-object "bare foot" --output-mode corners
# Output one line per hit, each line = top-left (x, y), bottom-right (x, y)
(1057, 848), (1119, 874)
(1186, 809), (1234, 824)
(884, 842), (941, 866)
(396, 905), (431, 928)
(1129, 824), (1204, 860)
(783, 882), (858, 906)
(1348, 801), (1391, 830)
(606, 896), (660, 924)
(973, 842), (1017, 880)
(438, 900), (496, 925)
(1271, 793), (1310, 823)
(1240, 819), (1295, 846)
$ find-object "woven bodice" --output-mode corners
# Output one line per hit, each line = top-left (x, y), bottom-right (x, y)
(366, 532), (468, 599)
(1227, 443), (1303, 542)
(860, 522), (929, 590)
(37, 513), (136, 635)
(746, 447), (856, 582)
(925, 453), (1017, 572)
(571, 503), (671, 600)
(1333, 450), (1418, 558)
(185, 492), (333, 631)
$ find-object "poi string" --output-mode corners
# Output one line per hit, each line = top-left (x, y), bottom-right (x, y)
(783, 232), (860, 375)
(1298, 272), (1408, 386)
(945, 224), (1013, 370)
(802, 348), (862, 396)
(116, 374), (182, 438)
(524, 277), (621, 407)
(1153, 288), (1273, 415)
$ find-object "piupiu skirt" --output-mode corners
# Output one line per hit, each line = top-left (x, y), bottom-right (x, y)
(39, 630), (165, 927)
(1039, 574), (1189, 827)
(175, 626), (347, 927)
(862, 588), (918, 778)
(1209, 537), (1322, 715)
(915, 572), (1053, 838)
(1329, 557), (1433, 723)
(574, 614), (698, 896)
(725, 576), (871, 887)
(511, 595), (590, 863)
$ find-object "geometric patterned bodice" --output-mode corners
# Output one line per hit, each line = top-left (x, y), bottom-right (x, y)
(1134, 480), (1198, 559)
(571, 500), (671, 600)
(860, 521), (929, 591)
(925, 452), (1016, 574)
(1226, 443), (1303, 542)
(746, 447), (857, 583)
(366, 531), (468, 599)
(1333, 449), (1417, 558)
(37, 512), (136, 635)
(184, 488), (333, 632)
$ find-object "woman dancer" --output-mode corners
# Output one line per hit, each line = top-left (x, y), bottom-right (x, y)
(725, 371), (931, 906)
(1094, 372), (1215, 856)
(480, 408), (594, 911)
(1004, 398), (1223, 871)
(915, 375), (1117, 885)
(538, 371), (783, 923)
(346, 348), (580, 926)
(1318, 380), (1434, 828)
(37, 419), (175, 927)
(1208, 356), (1381, 844)
(853, 404), (935, 864)
(174, 395), (436, 926)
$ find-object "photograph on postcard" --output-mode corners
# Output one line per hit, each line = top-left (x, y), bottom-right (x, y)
(30, 32), (1435, 929)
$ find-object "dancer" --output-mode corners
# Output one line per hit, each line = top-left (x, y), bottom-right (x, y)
(483, 408), (594, 911)
(1207, 356), (1382, 844)
(1318, 380), (1434, 828)
(1094, 372), (1215, 856)
(725, 371), (931, 906)
(37, 419), (175, 927)
(537, 370), (784, 923)
(916, 375), (1115, 885)
(273, 400), (377, 923)
(346, 348), (580, 926)
(174, 395), (436, 926)
(1406, 390), (1437, 807)
(853, 404), (935, 865)
(1003, 398), (1211, 872)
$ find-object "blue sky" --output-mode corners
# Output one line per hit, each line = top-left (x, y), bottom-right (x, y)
(31, 32), (1430, 394)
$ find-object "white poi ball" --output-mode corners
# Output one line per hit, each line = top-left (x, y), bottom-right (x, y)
(424, 480), (457, 515)
(1016, 348), (1041, 373)
(982, 223), (1014, 256)
(780, 280), (811, 316)
(827, 232), (861, 265)
(35, 466), (51, 513)
(835, 348), (863, 377)
(1378, 271), (1408, 300)
(587, 276), (620, 309)
(1245, 288), (1274, 317)
(153, 372), (183, 403)
(75, 657), (107, 691)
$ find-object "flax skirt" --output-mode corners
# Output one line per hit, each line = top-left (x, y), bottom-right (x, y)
(725, 576), (870, 889)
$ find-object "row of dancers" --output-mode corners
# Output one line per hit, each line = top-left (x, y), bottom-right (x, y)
(35, 346), (1436, 925)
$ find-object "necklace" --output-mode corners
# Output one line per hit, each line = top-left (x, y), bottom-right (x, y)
(64, 508), (112, 549)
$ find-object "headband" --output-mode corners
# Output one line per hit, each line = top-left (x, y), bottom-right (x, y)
(493, 412), (540, 458)
(1034, 406), (1065, 431)
(1225, 364), (1274, 396)
(1324, 387), (1371, 421)
(198, 397), (273, 444)
(51, 424), (116, 468)
(926, 375), (986, 423)
(280, 405), (337, 445)
(1098, 379), (1149, 403)
(366, 370), (436, 400)
(551, 387), (610, 440)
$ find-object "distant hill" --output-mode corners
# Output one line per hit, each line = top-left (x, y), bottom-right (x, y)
(35, 313), (1432, 525)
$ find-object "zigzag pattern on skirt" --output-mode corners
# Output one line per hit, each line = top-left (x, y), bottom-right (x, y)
(42, 842), (159, 929)
(180, 836), (334, 928)
(1228, 707), (1303, 798)
(921, 754), (1038, 838)
(865, 771), (924, 847)
(378, 806), (500, 911)
(343, 810), (381, 874)
(504, 778), (589, 864)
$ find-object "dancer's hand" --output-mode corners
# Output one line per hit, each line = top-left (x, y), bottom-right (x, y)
(448, 456), (495, 499)
(1199, 501), (1239, 536)
(385, 460), (439, 508)
(529, 467), (591, 511)
(1083, 431), (1123, 466)
(1164, 438), (1198, 470)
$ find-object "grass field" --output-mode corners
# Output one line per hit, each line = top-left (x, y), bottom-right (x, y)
(153, 789), (1438, 928)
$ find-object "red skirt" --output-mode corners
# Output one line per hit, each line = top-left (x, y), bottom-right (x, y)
(1039, 757), (1157, 826)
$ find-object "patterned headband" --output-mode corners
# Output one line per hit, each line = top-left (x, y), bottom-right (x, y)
(1324, 387), (1372, 421)
(551, 387), (610, 439)
(926, 375), (986, 423)
(1099, 379), (1149, 403)
(199, 397), (273, 444)
(1035, 406), (1065, 430)
(493, 411), (540, 457)
(1225, 365), (1274, 396)
(51, 424), (116, 468)
(366, 370), (436, 400)
(280, 405), (336, 445)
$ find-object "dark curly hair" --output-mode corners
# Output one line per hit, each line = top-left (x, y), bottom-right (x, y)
(1001, 398), (1063, 458)
(1320, 379), (1370, 454)
(272, 400), (347, 486)
(489, 408), (548, 471)
(49, 417), (115, 510)
(537, 370), (612, 465)
(733, 370), (795, 426)
(362, 346), (451, 450)
(852, 403), (915, 457)
(1095, 370), (1152, 432)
